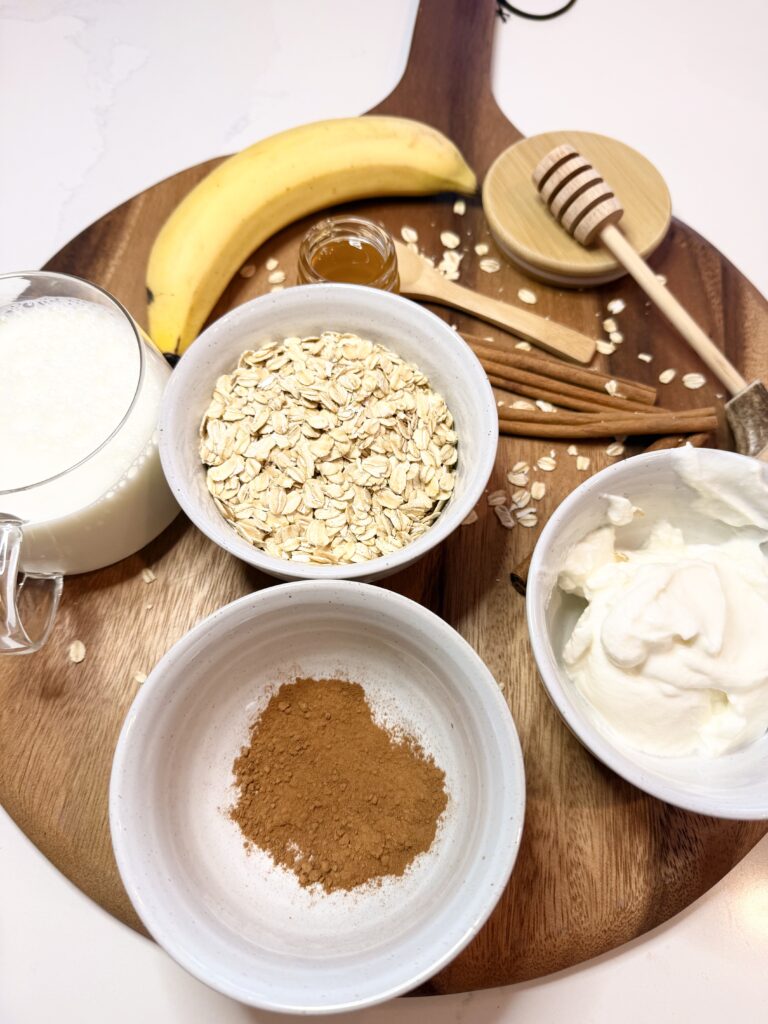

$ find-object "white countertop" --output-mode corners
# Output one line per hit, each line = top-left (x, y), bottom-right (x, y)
(1, 1), (767, 1020)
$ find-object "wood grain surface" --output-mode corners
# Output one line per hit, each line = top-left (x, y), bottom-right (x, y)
(2, 0), (767, 995)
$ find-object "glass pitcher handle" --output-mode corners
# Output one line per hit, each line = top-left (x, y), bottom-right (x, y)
(0, 515), (63, 654)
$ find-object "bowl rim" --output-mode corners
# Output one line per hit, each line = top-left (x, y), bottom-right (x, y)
(158, 283), (498, 581)
(109, 579), (526, 1013)
(526, 446), (768, 820)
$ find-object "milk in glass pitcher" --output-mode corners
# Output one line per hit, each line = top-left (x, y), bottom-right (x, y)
(0, 272), (179, 653)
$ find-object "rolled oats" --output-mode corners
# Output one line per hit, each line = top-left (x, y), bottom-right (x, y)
(494, 505), (516, 529)
(68, 640), (86, 664)
(199, 332), (457, 564)
(487, 490), (508, 506)
(531, 481), (546, 500)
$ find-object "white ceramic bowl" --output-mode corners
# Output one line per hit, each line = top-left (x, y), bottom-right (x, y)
(110, 581), (525, 1013)
(527, 447), (768, 820)
(158, 284), (497, 581)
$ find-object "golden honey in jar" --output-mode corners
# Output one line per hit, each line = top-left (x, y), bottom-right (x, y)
(297, 216), (399, 292)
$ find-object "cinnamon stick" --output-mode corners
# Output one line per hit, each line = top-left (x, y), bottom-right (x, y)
(510, 552), (532, 596)
(482, 361), (660, 414)
(498, 407), (718, 439)
(643, 432), (711, 452)
(465, 334), (657, 405)
(486, 372), (659, 415)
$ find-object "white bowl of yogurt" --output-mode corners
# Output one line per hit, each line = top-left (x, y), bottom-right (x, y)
(527, 446), (768, 819)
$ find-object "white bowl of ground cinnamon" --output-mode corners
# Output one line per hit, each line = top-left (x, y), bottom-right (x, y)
(158, 283), (498, 581)
(109, 581), (525, 1013)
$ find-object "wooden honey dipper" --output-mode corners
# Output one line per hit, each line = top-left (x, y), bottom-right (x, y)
(532, 144), (768, 459)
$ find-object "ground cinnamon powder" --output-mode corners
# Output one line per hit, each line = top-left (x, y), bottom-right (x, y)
(230, 676), (448, 893)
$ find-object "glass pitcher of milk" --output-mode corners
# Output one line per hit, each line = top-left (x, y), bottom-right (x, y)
(0, 272), (179, 653)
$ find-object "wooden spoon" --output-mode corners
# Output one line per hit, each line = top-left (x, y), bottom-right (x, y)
(394, 240), (595, 363)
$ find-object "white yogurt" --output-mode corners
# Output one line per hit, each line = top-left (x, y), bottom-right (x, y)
(559, 464), (768, 758)
(0, 295), (178, 574)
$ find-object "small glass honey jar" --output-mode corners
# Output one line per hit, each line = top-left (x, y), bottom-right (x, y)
(297, 216), (399, 292)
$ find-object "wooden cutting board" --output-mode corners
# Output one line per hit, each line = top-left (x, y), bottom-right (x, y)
(2, 0), (766, 995)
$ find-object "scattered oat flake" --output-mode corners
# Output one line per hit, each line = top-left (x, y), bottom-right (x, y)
(656, 274), (667, 285)
(511, 488), (530, 508)
(531, 481), (546, 500)
(268, 270), (286, 285)
(453, 199), (466, 215)
(516, 512), (538, 528)
(511, 399), (535, 410)
(487, 490), (508, 506)
(576, 455), (591, 471)
(517, 288), (537, 305)
(602, 318), (618, 333)
(605, 442), (625, 457)
(659, 368), (676, 384)
(479, 258), (500, 273)
(537, 456), (556, 471)
(536, 400), (557, 412)
(494, 505), (516, 528)
(607, 298), (626, 315)
(440, 230), (461, 249)
(141, 568), (156, 584)
(609, 331), (623, 344)
(474, 243), (489, 256)
(507, 471), (529, 487)
(265, 257), (279, 271)
(596, 340), (616, 355)
(239, 264), (256, 279)
(638, 353), (653, 363)
(461, 509), (479, 526)
(400, 226), (418, 244)
(515, 341), (532, 351)
(134, 671), (148, 684)
(604, 379), (619, 396)
(68, 640), (86, 664)
(512, 461), (529, 473)
(567, 444), (578, 456)
(682, 372), (706, 390)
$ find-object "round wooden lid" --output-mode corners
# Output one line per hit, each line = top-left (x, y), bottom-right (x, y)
(482, 131), (672, 287)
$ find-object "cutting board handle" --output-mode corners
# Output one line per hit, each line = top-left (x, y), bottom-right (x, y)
(370, 0), (521, 175)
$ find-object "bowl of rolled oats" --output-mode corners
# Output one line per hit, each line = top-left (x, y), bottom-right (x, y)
(159, 284), (497, 580)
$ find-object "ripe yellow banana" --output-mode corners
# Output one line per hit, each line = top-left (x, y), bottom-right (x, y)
(146, 116), (477, 354)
